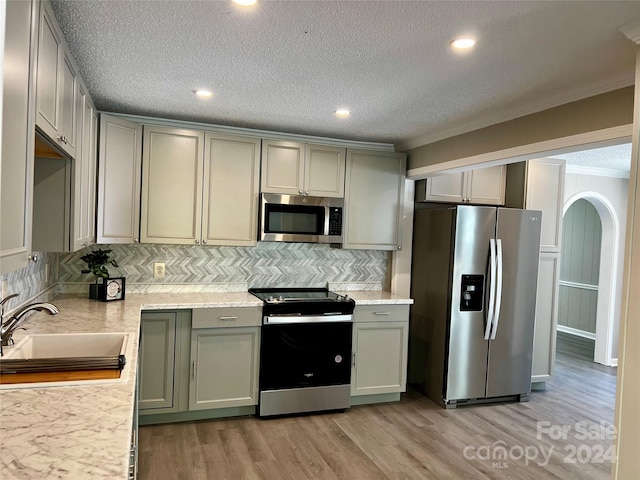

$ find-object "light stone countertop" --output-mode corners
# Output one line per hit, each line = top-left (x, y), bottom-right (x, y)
(0, 289), (410, 479)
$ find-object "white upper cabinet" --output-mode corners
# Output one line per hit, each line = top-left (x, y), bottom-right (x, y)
(202, 132), (261, 246)
(35, 0), (77, 158)
(141, 126), (204, 245)
(1, 0), (38, 274)
(343, 149), (406, 250)
(417, 165), (506, 205)
(141, 127), (261, 246)
(97, 114), (143, 244)
(261, 140), (345, 197)
(71, 82), (97, 251)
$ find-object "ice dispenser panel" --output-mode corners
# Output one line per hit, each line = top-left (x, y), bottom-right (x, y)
(460, 274), (484, 311)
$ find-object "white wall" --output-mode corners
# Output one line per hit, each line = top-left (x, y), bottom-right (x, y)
(563, 171), (629, 358)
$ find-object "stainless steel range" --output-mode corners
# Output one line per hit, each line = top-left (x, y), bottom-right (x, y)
(249, 288), (355, 417)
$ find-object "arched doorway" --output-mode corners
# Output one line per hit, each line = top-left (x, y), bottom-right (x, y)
(560, 193), (620, 366)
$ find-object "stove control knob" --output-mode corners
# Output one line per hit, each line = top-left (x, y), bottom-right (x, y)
(268, 296), (274, 302)
(278, 296), (284, 302)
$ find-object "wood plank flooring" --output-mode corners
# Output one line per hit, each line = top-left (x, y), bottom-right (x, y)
(138, 352), (617, 480)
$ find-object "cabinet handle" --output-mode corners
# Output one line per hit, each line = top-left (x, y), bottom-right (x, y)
(195, 239), (200, 244)
(352, 352), (356, 367)
(28, 254), (38, 263)
(134, 238), (139, 243)
(202, 239), (207, 244)
(304, 190), (309, 195)
(397, 246), (402, 250)
(298, 189), (303, 195)
(373, 312), (390, 315)
(219, 316), (238, 321)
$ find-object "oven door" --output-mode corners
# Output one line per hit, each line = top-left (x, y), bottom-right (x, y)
(260, 321), (352, 391)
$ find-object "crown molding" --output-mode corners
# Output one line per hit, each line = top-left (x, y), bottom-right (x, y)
(396, 76), (634, 152)
(620, 20), (640, 45)
(565, 164), (630, 179)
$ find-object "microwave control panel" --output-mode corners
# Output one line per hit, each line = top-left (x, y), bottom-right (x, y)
(328, 207), (343, 235)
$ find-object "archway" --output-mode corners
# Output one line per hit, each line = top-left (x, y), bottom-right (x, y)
(562, 192), (620, 366)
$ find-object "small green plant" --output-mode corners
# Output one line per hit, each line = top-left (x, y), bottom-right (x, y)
(80, 248), (119, 282)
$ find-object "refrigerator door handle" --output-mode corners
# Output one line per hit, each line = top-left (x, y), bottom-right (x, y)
(484, 238), (497, 340)
(490, 238), (504, 340)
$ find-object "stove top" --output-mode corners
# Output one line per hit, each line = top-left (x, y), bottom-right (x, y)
(249, 288), (355, 316)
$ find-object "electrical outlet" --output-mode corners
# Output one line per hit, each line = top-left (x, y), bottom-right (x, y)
(154, 262), (166, 279)
(45, 263), (49, 283)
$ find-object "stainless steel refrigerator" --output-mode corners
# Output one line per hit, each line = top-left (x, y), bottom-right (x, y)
(409, 205), (542, 408)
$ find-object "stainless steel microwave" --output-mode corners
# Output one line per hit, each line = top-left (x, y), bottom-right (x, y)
(260, 193), (343, 244)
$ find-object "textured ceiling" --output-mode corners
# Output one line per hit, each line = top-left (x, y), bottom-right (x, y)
(50, 0), (640, 146)
(551, 143), (632, 173)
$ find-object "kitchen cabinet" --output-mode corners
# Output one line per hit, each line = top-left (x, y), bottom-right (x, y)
(416, 165), (506, 205)
(351, 305), (409, 396)
(141, 125), (204, 244)
(202, 132), (261, 246)
(139, 310), (190, 414)
(1, 0), (38, 274)
(35, 0), (77, 158)
(505, 158), (566, 385)
(189, 307), (261, 410)
(343, 149), (406, 250)
(97, 114), (143, 244)
(141, 127), (261, 246)
(71, 82), (97, 251)
(261, 140), (345, 197)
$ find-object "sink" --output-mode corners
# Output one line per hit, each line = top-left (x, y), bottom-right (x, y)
(0, 332), (131, 389)
(3, 332), (129, 359)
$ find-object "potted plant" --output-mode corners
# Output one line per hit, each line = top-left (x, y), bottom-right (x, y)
(80, 248), (119, 299)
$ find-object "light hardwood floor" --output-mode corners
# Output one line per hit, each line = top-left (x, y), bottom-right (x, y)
(138, 352), (616, 480)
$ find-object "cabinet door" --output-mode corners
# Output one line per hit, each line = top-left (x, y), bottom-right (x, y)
(352, 321), (408, 396)
(202, 133), (260, 246)
(531, 253), (560, 384)
(261, 140), (304, 194)
(71, 84), (86, 251)
(97, 114), (142, 243)
(141, 126), (204, 244)
(35, 0), (63, 144)
(304, 144), (345, 197)
(344, 149), (406, 250)
(85, 107), (98, 245)
(526, 159), (565, 252)
(58, 50), (77, 158)
(139, 312), (177, 412)
(467, 165), (506, 205)
(189, 327), (260, 410)
(421, 173), (465, 203)
(1, 0), (36, 274)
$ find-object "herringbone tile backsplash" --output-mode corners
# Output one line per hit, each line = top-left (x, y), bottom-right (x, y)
(58, 243), (388, 288)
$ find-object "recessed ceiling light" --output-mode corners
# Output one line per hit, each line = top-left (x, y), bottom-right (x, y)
(450, 38), (476, 50)
(232, 0), (257, 6)
(335, 109), (350, 118)
(195, 90), (213, 98)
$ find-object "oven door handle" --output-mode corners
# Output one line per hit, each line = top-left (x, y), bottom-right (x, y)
(264, 314), (353, 324)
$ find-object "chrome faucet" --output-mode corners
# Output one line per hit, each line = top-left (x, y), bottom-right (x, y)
(0, 295), (59, 355)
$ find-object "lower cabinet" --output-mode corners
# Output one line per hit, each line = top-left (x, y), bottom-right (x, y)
(351, 305), (409, 397)
(189, 326), (260, 410)
(138, 307), (261, 420)
(138, 310), (189, 414)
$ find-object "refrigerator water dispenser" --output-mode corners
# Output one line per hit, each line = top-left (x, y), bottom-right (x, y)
(460, 274), (484, 311)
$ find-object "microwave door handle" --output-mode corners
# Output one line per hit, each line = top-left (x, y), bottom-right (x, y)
(484, 238), (497, 341)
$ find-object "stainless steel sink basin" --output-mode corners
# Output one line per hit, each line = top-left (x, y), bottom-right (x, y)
(0, 332), (131, 389)
(3, 332), (129, 360)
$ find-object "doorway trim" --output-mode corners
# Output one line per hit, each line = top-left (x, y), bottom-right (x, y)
(563, 192), (620, 366)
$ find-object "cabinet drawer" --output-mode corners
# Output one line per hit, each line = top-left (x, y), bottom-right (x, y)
(353, 304), (409, 323)
(192, 306), (262, 328)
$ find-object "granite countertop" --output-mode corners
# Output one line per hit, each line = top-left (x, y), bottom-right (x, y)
(0, 289), (411, 479)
